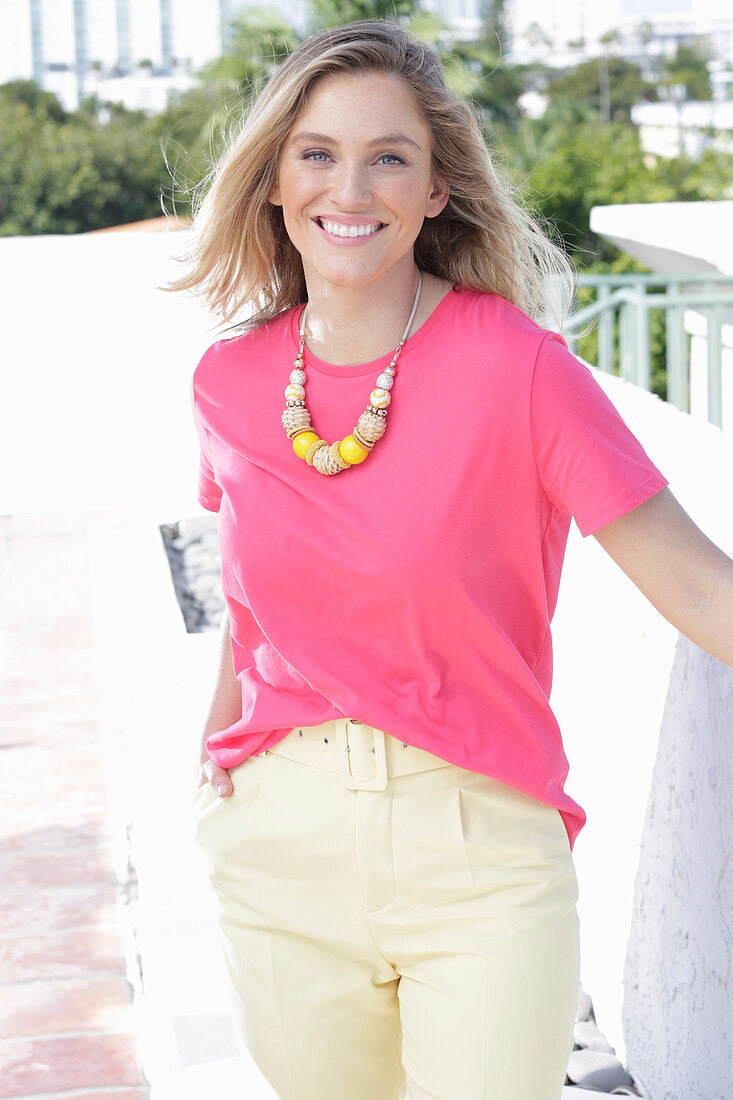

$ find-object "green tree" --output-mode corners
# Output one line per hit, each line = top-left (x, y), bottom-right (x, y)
(307, 0), (420, 30)
(495, 115), (733, 266)
(0, 79), (68, 123)
(201, 6), (299, 95)
(658, 39), (713, 101)
(480, 0), (512, 55)
(0, 97), (165, 234)
(545, 56), (656, 123)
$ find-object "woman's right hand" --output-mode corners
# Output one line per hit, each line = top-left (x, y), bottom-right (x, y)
(194, 757), (233, 798)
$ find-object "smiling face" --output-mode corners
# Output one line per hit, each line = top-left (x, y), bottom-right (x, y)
(268, 70), (449, 292)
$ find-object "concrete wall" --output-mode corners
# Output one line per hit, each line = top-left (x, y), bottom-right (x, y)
(552, 369), (733, 1090)
(623, 634), (733, 1099)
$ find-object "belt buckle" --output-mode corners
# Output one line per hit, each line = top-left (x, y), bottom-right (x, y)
(336, 719), (388, 790)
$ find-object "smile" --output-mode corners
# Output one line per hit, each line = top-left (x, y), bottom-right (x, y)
(314, 217), (386, 243)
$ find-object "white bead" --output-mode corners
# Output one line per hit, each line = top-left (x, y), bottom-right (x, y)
(290, 368), (306, 385)
(369, 388), (391, 409)
(376, 372), (393, 390)
(285, 382), (305, 402)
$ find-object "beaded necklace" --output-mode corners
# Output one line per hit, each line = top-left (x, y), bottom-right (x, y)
(281, 271), (423, 475)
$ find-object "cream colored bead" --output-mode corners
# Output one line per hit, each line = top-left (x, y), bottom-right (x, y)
(352, 426), (374, 451)
(369, 388), (391, 409)
(313, 444), (342, 474)
(356, 410), (387, 443)
(285, 383), (306, 404)
(282, 407), (312, 432)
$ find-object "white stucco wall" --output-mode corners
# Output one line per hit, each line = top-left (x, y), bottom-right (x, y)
(551, 372), (733, 1090)
(623, 634), (733, 1100)
(1, 230), (732, 1093)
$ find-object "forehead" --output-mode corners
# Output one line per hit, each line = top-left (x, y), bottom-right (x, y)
(291, 71), (427, 133)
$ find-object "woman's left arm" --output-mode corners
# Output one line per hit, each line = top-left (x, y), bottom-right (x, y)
(593, 486), (733, 670)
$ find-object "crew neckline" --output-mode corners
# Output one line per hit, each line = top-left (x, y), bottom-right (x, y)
(289, 286), (458, 378)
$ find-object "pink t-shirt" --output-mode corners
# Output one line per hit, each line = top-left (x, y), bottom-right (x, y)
(191, 287), (668, 851)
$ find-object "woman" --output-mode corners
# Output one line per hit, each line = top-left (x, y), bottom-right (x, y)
(170, 20), (733, 1100)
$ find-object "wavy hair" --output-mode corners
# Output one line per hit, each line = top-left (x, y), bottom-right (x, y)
(164, 19), (575, 333)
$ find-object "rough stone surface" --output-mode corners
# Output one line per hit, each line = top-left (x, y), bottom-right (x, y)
(574, 1019), (616, 1053)
(159, 517), (223, 633)
(623, 633), (733, 1100)
(567, 1049), (634, 1090)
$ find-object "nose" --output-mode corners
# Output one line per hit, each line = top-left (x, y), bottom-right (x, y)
(330, 161), (373, 209)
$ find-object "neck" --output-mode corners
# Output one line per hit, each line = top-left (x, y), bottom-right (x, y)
(302, 262), (423, 367)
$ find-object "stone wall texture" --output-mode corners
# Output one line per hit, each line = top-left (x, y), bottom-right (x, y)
(623, 635), (733, 1100)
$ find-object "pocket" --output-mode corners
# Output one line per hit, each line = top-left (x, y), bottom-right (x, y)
(190, 779), (217, 812)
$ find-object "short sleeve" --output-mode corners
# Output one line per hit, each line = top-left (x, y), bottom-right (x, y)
(190, 376), (223, 513)
(530, 331), (669, 537)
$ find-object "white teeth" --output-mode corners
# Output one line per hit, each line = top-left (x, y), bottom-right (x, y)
(320, 219), (382, 238)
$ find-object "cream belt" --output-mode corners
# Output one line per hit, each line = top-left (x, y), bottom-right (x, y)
(257, 718), (453, 791)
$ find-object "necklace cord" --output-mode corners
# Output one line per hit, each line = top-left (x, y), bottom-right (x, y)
(285, 270), (424, 474)
(299, 270), (423, 352)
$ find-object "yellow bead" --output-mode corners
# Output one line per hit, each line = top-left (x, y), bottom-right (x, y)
(293, 431), (319, 459)
(340, 435), (370, 464)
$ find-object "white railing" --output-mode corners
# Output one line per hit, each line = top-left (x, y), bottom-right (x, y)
(566, 272), (733, 428)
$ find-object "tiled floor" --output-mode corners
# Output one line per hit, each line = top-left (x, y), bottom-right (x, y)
(0, 512), (150, 1099)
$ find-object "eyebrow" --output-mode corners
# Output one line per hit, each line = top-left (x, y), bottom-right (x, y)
(290, 131), (423, 151)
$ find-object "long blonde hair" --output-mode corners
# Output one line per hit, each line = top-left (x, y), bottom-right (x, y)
(165, 19), (575, 333)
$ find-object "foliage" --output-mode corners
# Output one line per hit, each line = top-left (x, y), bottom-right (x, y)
(0, 79), (69, 123)
(480, 0), (512, 55)
(572, 254), (670, 400)
(2, 5), (731, 262)
(201, 7), (300, 96)
(306, 0), (420, 30)
(0, 96), (165, 235)
(658, 39), (713, 101)
(493, 114), (733, 268)
(544, 56), (656, 123)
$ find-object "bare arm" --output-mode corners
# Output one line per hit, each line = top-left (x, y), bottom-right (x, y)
(593, 487), (733, 669)
(194, 605), (242, 796)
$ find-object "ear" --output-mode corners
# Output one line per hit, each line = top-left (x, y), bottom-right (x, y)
(426, 177), (450, 219)
(268, 181), (282, 205)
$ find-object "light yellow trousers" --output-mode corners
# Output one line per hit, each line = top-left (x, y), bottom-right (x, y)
(191, 719), (581, 1100)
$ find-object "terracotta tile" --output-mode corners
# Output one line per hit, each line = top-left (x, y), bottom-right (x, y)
(6, 618), (93, 645)
(0, 847), (117, 889)
(0, 1032), (145, 1095)
(0, 816), (112, 854)
(2, 675), (98, 704)
(0, 785), (110, 827)
(0, 692), (100, 726)
(2, 884), (118, 939)
(3, 648), (97, 679)
(12, 1091), (149, 1100)
(0, 924), (126, 982)
(0, 976), (134, 1039)
(0, 742), (106, 785)
(0, 511), (113, 537)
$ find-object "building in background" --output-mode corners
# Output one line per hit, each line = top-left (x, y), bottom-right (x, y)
(1, 0), (733, 111)
(1, 0), (305, 109)
(509, 0), (733, 68)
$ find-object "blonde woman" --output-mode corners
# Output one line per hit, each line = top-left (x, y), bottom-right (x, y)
(170, 20), (733, 1100)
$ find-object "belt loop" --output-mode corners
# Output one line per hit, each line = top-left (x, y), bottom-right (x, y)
(336, 719), (389, 790)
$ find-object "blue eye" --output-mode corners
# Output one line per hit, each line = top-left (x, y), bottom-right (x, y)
(379, 154), (405, 166)
(303, 150), (330, 162)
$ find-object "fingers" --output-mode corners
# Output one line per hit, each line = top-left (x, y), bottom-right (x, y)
(202, 758), (233, 798)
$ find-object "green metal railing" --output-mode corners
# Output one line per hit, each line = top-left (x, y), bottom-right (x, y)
(565, 272), (733, 428)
